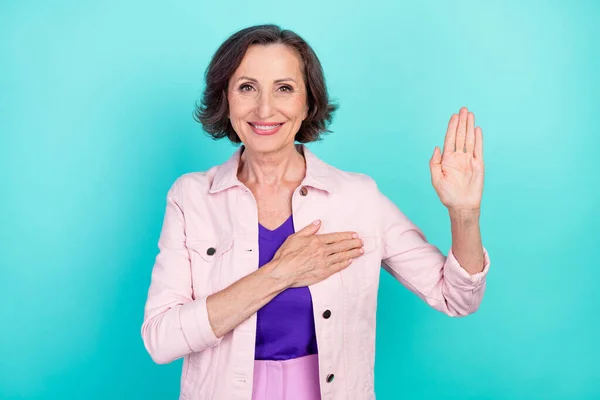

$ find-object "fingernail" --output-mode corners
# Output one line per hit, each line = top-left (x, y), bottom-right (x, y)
(352, 233), (358, 238)
(360, 248), (364, 254)
(361, 239), (364, 245)
(348, 258), (353, 263)
(313, 220), (321, 225)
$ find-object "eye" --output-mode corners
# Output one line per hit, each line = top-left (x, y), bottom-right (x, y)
(239, 84), (254, 92)
(278, 85), (293, 92)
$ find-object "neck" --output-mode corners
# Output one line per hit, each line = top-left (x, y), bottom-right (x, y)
(238, 143), (306, 187)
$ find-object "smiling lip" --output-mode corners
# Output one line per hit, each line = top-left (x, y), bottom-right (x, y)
(248, 122), (284, 136)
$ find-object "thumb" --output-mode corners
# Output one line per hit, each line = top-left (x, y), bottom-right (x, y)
(429, 146), (443, 183)
(296, 219), (322, 236)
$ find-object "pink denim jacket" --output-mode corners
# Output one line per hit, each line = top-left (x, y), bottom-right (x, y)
(141, 144), (491, 399)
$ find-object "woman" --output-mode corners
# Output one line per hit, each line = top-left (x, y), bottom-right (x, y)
(141, 24), (490, 400)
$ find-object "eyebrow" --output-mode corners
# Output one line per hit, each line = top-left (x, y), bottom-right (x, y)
(236, 76), (297, 84)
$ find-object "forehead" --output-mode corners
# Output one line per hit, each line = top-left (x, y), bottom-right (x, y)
(233, 44), (304, 80)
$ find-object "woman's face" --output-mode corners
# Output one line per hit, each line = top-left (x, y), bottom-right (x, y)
(227, 44), (308, 154)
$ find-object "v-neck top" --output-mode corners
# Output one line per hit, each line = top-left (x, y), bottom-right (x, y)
(254, 215), (319, 361)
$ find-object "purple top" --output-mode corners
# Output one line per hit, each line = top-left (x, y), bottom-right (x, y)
(254, 215), (319, 361)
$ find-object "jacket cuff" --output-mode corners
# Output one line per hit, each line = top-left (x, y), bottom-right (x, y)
(444, 246), (491, 291)
(178, 296), (223, 352)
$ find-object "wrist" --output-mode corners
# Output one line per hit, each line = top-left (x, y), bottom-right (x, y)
(448, 207), (480, 223)
(256, 260), (295, 292)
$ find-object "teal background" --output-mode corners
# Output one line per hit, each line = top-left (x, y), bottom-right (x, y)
(1, 0), (599, 398)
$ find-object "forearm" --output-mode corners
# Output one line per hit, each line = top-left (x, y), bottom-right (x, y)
(449, 208), (485, 275)
(142, 259), (293, 364)
(206, 261), (292, 338)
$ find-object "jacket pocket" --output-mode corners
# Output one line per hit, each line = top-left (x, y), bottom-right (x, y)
(343, 233), (380, 295)
(361, 236), (378, 256)
(186, 237), (234, 297)
(187, 238), (233, 262)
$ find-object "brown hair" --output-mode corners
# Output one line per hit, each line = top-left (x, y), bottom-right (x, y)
(193, 24), (338, 143)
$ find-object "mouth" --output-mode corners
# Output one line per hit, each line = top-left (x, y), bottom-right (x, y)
(248, 122), (285, 136)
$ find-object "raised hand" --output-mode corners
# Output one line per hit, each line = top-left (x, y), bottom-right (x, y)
(429, 107), (485, 212)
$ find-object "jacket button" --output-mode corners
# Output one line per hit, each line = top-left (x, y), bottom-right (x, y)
(299, 186), (308, 196)
(322, 309), (331, 319)
(326, 374), (335, 383)
(206, 247), (216, 256)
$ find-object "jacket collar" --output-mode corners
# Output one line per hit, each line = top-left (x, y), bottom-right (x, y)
(209, 144), (336, 194)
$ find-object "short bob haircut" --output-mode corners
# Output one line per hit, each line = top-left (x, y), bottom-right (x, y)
(194, 24), (338, 143)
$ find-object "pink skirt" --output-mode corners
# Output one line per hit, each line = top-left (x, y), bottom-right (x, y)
(251, 354), (322, 400)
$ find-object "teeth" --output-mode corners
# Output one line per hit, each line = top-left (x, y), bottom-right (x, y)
(254, 124), (281, 130)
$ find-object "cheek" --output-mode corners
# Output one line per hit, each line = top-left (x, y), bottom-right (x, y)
(282, 96), (308, 120)
(228, 94), (253, 118)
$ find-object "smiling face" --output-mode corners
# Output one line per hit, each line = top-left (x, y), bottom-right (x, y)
(227, 44), (308, 154)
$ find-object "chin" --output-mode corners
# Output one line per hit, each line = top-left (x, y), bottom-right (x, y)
(242, 129), (295, 154)
(244, 138), (289, 154)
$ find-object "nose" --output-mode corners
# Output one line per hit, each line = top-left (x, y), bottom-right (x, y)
(256, 90), (275, 119)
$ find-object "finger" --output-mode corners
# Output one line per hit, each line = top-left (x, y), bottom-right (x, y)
(316, 231), (357, 244)
(325, 238), (363, 255)
(456, 107), (468, 152)
(474, 126), (484, 160)
(295, 220), (322, 236)
(429, 146), (443, 184)
(327, 247), (364, 264)
(328, 258), (354, 274)
(443, 114), (458, 154)
(466, 112), (475, 156)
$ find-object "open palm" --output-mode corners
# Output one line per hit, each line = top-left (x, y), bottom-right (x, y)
(429, 107), (485, 211)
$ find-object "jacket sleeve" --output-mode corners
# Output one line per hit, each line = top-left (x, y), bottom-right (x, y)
(141, 177), (222, 364)
(377, 187), (491, 317)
